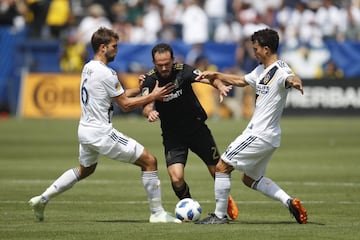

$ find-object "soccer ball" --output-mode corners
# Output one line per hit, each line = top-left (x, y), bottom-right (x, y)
(175, 198), (202, 222)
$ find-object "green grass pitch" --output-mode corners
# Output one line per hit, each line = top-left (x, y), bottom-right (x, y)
(0, 116), (359, 240)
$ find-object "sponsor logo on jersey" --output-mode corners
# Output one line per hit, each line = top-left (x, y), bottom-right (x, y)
(256, 84), (270, 95)
(163, 89), (182, 102)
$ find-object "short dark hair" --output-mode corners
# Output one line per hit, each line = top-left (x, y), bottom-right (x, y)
(251, 28), (279, 53)
(91, 27), (119, 53)
(151, 43), (174, 61)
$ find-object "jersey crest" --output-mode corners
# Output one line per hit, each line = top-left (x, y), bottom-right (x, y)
(256, 66), (278, 99)
(260, 66), (278, 85)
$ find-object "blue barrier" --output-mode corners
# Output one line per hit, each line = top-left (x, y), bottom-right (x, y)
(324, 40), (360, 78)
(0, 27), (27, 110)
(90, 41), (237, 73)
(0, 28), (61, 112)
(16, 40), (61, 73)
(1, 26), (360, 114)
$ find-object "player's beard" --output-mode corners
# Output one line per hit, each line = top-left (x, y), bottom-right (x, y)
(159, 70), (171, 78)
(105, 52), (116, 62)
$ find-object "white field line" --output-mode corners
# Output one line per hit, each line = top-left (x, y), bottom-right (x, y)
(1, 200), (360, 205)
(2, 180), (359, 204)
(62, 200), (359, 205)
(3, 179), (360, 187)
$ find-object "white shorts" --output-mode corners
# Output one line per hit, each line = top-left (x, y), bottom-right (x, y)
(221, 134), (276, 180)
(78, 128), (144, 167)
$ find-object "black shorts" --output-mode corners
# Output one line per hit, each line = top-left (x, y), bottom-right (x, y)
(162, 125), (220, 167)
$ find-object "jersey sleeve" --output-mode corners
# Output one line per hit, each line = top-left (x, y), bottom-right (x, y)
(277, 60), (295, 88)
(102, 71), (125, 97)
(141, 71), (156, 96)
(183, 64), (201, 83)
(244, 65), (261, 88)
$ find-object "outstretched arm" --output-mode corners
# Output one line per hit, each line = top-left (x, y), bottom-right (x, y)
(124, 88), (141, 97)
(196, 71), (249, 87)
(286, 75), (304, 94)
(197, 76), (232, 103)
(119, 74), (144, 97)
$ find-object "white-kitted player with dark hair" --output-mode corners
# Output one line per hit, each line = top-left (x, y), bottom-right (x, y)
(28, 27), (181, 223)
(195, 28), (308, 224)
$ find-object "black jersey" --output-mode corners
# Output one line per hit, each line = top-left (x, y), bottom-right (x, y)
(142, 63), (208, 136)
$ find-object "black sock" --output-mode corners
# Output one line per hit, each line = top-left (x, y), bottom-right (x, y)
(172, 182), (191, 199)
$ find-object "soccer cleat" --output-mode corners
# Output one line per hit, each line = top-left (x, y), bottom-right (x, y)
(149, 211), (182, 223)
(28, 195), (47, 221)
(227, 195), (239, 220)
(195, 213), (229, 224)
(287, 198), (307, 224)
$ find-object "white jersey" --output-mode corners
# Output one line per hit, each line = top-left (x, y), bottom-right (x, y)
(243, 60), (294, 147)
(78, 60), (125, 144)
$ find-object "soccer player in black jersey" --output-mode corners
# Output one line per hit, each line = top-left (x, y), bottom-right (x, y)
(141, 43), (239, 220)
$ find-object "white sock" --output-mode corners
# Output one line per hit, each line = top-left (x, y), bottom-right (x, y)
(214, 172), (231, 218)
(41, 168), (80, 202)
(142, 171), (164, 214)
(252, 177), (290, 207)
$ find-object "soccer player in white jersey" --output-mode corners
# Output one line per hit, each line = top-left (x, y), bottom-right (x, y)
(195, 28), (308, 224)
(28, 27), (181, 223)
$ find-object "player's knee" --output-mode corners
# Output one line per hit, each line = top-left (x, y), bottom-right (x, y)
(215, 159), (233, 173)
(136, 149), (158, 171)
(170, 175), (184, 187)
(78, 164), (96, 179)
(242, 174), (255, 188)
(167, 163), (185, 186)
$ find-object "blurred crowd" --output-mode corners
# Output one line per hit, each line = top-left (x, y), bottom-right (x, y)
(1, 0), (356, 78)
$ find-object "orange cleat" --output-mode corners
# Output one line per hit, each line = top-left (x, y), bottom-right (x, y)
(287, 198), (307, 224)
(227, 195), (239, 220)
